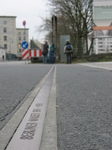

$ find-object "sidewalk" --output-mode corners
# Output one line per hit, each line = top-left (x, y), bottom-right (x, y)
(80, 61), (112, 70)
(0, 60), (25, 65)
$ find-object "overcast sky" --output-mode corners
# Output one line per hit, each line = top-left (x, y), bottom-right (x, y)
(0, 0), (50, 43)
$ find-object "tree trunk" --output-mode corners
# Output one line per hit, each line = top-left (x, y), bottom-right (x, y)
(77, 37), (83, 58)
(86, 34), (89, 55)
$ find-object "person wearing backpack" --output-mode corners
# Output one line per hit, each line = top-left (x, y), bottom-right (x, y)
(42, 41), (49, 64)
(64, 40), (73, 64)
(49, 44), (56, 64)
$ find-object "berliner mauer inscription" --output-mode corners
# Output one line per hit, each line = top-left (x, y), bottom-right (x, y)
(20, 103), (42, 140)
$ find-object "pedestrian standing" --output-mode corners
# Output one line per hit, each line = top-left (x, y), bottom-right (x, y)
(2, 55), (4, 61)
(64, 40), (73, 64)
(42, 41), (49, 64)
(49, 44), (56, 64)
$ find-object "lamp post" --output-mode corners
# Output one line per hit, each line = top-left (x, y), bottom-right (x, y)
(52, 15), (58, 59)
(9, 38), (13, 60)
(23, 20), (26, 39)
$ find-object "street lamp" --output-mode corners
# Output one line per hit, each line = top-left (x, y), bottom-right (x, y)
(9, 38), (13, 60)
(18, 43), (22, 60)
(19, 43), (21, 48)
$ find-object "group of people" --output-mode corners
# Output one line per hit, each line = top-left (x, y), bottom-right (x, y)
(42, 41), (56, 64)
(42, 40), (73, 64)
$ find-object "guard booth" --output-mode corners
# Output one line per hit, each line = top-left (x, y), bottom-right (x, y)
(60, 35), (70, 63)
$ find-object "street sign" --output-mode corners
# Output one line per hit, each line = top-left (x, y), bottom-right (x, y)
(23, 20), (26, 26)
(21, 41), (28, 49)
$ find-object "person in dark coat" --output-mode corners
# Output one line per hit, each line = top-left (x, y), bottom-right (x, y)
(2, 55), (4, 61)
(42, 41), (49, 64)
(64, 40), (73, 64)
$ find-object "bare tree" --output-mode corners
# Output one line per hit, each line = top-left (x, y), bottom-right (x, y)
(48, 0), (93, 56)
(36, 0), (93, 57)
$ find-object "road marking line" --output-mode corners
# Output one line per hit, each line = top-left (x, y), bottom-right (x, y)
(80, 63), (112, 71)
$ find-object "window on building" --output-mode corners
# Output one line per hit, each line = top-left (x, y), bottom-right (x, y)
(4, 36), (7, 41)
(3, 21), (7, 25)
(98, 38), (102, 40)
(19, 32), (21, 35)
(3, 27), (7, 33)
(19, 36), (21, 40)
(99, 49), (104, 51)
(98, 42), (102, 44)
(24, 36), (26, 41)
(19, 49), (21, 53)
(4, 44), (7, 49)
(24, 31), (26, 35)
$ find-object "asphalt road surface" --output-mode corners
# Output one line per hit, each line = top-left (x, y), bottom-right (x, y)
(0, 61), (112, 150)
(56, 63), (112, 150)
(0, 62), (52, 130)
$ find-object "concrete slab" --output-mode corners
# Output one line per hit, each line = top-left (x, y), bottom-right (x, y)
(40, 66), (58, 150)
(0, 97), (34, 150)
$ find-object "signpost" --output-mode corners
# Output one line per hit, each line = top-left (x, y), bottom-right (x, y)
(23, 20), (26, 27)
(22, 20), (29, 63)
(21, 41), (28, 49)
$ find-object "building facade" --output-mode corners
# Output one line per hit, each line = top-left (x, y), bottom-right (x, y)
(0, 16), (29, 59)
(93, 0), (112, 54)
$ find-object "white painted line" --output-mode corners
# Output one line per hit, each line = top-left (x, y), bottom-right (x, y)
(80, 63), (112, 70)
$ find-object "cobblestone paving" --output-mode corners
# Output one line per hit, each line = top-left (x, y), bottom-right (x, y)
(56, 65), (112, 150)
(0, 63), (52, 130)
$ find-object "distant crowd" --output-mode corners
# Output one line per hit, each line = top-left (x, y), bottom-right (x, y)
(42, 40), (73, 64)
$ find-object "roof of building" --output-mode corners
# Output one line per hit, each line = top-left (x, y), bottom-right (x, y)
(94, 0), (112, 6)
(16, 28), (29, 30)
(0, 16), (16, 18)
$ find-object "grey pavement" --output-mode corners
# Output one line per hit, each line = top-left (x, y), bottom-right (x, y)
(0, 62), (57, 150)
(56, 63), (112, 150)
(0, 62), (52, 130)
(0, 61), (112, 150)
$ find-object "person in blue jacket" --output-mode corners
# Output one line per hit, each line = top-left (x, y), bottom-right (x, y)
(49, 44), (56, 64)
